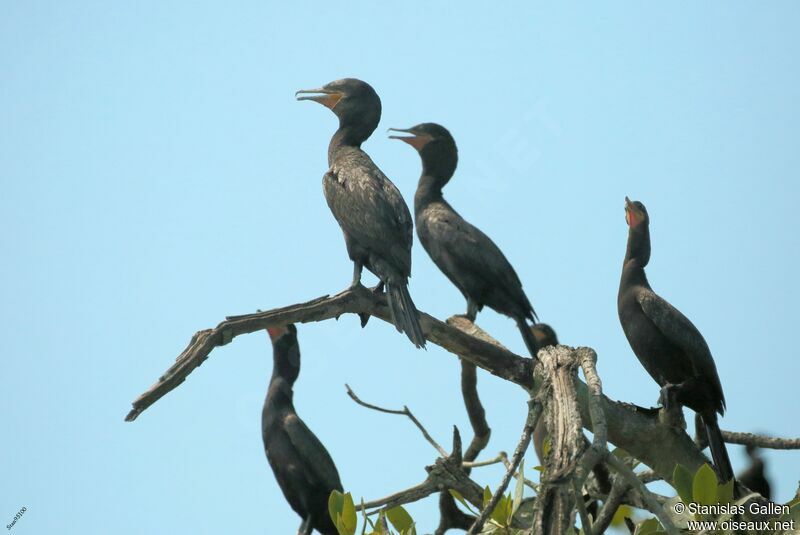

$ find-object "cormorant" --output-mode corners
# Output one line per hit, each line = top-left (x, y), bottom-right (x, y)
(296, 79), (425, 348)
(738, 445), (771, 500)
(617, 197), (733, 482)
(388, 123), (538, 357)
(263, 324), (343, 535)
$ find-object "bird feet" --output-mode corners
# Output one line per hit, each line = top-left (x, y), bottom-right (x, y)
(658, 383), (679, 411)
(358, 282), (385, 327)
(658, 383), (687, 430)
(371, 281), (385, 294)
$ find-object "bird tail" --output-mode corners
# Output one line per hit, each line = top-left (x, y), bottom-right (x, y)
(386, 281), (426, 348)
(517, 319), (539, 360)
(703, 412), (734, 483)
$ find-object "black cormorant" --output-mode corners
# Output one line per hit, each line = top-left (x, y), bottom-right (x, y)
(296, 78), (425, 348)
(738, 445), (771, 500)
(617, 197), (733, 482)
(389, 123), (538, 357)
(263, 325), (343, 535)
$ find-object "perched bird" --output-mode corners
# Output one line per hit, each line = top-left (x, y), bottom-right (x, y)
(262, 325), (343, 535)
(617, 197), (733, 482)
(389, 123), (539, 357)
(296, 78), (425, 348)
(738, 445), (771, 500)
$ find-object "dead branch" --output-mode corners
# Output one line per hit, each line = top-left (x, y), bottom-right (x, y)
(721, 430), (800, 450)
(591, 475), (629, 535)
(345, 383), (448, 458)
(124, 286), (756, 487)
(436, 317), (495, 535)
(532, 346), (586, 535)
(468, 399), (541, 534)
(357, 428), (485, 514)
(125, 286), (529, 422)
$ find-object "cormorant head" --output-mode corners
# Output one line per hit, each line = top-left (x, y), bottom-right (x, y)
(267, 324), (300, 385)
(624, 197), (649, 228)
(530, 323), (558, 350)
(296, 78), (381, 142)
(623, 196), (651, 266)
(388, 123), (458, 182)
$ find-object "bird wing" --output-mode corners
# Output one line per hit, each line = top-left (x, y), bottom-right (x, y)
(324, 151), (413, 276)
(284, 413), (343, 491)
(636, 289), (722, 386)
(426, 208), (527, 300)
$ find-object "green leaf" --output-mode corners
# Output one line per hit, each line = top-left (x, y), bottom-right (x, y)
(672, 464), (694, 504)
(692, 464), (719, 506)
(612, 505), (632, 526)
(329, 490), (345, 528)
(512, 459), (525, 515)
(482, 486), (492, 508)
(489, 495), (512, 527)
(335, 515), (347, 535)
(449, 489), (467, 506)
(340, 492), (357, 535)
(386, 505), (414, 534)
(717, 478), (734, 505)
(634, 517), (661, 535)
(448, 489), (479, 515)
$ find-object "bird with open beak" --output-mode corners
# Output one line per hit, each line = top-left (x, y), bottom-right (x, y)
(296, 78), (425, 348)
(389, 122), (540, 358)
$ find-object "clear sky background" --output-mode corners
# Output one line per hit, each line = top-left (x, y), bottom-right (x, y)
(2, 2), (799, 534)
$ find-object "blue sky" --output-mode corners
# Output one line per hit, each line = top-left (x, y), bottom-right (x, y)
(1, 2), (798, 533)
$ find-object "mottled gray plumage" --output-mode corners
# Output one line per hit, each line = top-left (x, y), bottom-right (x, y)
(298, 78), (425, 347)
(263, 325), (342, 535)
(390, 123), (538, 356)
(324, 148), (413, 284)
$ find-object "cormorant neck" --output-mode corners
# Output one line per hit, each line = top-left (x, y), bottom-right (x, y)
(267, 376), (294, 405)
(414, 174), (446, 210)
(622, 224), (651, 285)
(421, 151), (456, 185)
(328, 118), (378, 164)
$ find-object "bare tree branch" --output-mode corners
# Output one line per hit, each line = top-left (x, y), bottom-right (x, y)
(462, 453), (507, 469)
(345, 383), (448, 458)
(532, 346), (587, 535)
(468, 400), (541, 534)
(605, 454), (678, 535)
(357, 428), (485, 514)
(125, 286), (529, 422)
(446, 316), (496, 465)
(591, 475), (629, 535)
(572, 477), (595, 535)
(436, 317), (495, 535)
(721, 430), (800, 450)
(573, 347), (607, 492)
(124, 287), (770, 489)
